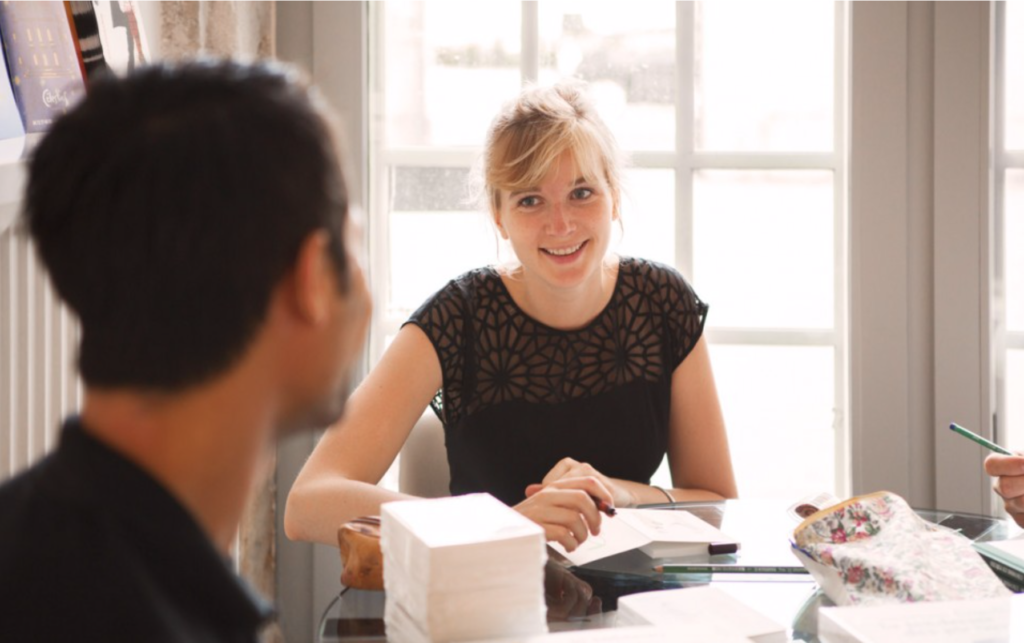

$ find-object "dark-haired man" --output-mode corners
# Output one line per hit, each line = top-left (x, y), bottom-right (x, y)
(0, 59), (371, 642)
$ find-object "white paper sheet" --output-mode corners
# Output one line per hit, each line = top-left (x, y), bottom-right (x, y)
(819, 595), (1024, 643)
(548, 508), (737, 566)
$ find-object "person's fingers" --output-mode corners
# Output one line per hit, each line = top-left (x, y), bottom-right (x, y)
(544, 500), (592, 544)
(984, 454), (1024, 477)
(555, 482), (612, 533)
(542, 476), (614, 506)
(548, 524), (580, 552)
(542, 457), (580, 485)
(524, 478), (612, 524)
(519, 490), (601, 546)
(1002, 498), (1024, 529)
(561, 487), (603, 534)
(562, 508), (590, 545)
(992, 473), (1024, 501)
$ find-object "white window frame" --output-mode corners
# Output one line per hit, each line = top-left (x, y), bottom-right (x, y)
(995, 2), (1024, 445)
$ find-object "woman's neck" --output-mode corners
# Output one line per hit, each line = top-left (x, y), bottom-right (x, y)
(500, 256), (621, 330)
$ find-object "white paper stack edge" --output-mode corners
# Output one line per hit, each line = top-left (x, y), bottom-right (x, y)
(618, 587), (785, 643)
(381, 493), (549, 643)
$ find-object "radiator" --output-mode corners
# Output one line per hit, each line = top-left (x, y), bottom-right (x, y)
(0, 225), (81, 481)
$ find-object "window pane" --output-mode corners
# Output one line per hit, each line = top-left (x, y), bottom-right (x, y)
(695, 1), (834, 152)
(693, 170), (834, 329)
(1006, 3), (1024, 151)
(1008, 349), (1024, 451)
(382, 2), (521, 147)
(538, 2), (676, 151)
(615, 168), (675, 266)
(711, 345), (836, 499)
(388, 167), (501, 315)
(1008, 170), (1024, 332)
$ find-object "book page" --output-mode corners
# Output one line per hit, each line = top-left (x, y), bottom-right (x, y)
(548, 508), (737, 566)
(987, 535), (1024, 560)
(617, 508), (737, 545)
(547, 512), (648, 566)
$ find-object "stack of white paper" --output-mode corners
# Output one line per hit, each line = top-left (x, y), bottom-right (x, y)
(818, 595), (1024, 643)
(381, 493), (548, 643)
(617, 586), (787, 643)
(487, 624), (754, 643)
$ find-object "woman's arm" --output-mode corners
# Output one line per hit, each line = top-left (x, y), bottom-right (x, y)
(284, 322), (612, 552)
(283, 323), (442, 546)
(663, 335), (738, 501)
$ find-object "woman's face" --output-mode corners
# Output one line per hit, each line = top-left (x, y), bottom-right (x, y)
(495, 150), (618, 295)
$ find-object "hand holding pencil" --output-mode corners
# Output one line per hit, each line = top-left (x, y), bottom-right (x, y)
(957, 422), (1024, 529)
(514, 474), (616, 553)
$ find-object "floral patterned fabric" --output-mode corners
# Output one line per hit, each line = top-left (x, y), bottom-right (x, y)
(792, 491), (1009, 605)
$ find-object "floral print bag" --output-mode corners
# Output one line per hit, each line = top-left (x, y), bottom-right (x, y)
(791, 490), (1009, 605)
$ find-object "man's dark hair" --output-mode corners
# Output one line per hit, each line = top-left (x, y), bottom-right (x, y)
(24, 59), (350, 390)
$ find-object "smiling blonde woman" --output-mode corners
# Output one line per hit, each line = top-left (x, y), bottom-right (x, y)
(285, 80), (737, 554)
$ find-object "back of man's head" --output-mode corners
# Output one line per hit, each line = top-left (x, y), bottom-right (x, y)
(24, 59), (350, 391)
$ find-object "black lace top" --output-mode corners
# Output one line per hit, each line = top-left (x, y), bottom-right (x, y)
(404, 257), (708, 506)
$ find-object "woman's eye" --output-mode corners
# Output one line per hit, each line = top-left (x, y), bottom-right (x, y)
(572, 187), (593, 200)
(518, 196), (540, 208)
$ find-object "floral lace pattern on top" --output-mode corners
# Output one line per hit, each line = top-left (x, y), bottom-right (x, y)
(406, 257), (708, 430)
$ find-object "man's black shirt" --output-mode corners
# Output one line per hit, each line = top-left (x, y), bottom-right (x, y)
(0, 417), (273, 642)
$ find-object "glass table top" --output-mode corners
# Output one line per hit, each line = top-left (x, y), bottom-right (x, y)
(319, 499), (1016, 642)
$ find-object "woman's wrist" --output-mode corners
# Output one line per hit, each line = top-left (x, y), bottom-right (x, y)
(651, 484), (675, 504)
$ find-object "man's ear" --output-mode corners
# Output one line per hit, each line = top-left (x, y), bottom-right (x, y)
(289, 230), (335, 325)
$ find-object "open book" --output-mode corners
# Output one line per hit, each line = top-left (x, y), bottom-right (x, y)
(974, 536), (1024, 592)
(549, 507), (738, 566)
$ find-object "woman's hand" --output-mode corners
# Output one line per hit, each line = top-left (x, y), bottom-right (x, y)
(528, 457), (637, 509)
(985, 453), (1024, 528)
(512, 475), (614, 552)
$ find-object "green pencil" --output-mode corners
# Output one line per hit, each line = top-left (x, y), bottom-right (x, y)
(653, 564), (808, 575)
(949, 422), (1013, 455)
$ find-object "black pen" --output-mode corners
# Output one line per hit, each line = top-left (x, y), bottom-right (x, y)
(707, 542), (738, 555)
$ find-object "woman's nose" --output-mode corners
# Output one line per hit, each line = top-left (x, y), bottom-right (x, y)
(547, 203), (575, 236)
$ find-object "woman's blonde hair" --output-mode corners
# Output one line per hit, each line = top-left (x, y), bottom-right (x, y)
(483, 80), (625, 218)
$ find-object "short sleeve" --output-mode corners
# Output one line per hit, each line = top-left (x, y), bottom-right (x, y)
(401, 276), (472, 425)
(654, 263), (708, 369)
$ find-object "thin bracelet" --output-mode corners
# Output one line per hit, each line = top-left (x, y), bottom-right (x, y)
(652, 485), (674, 504)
